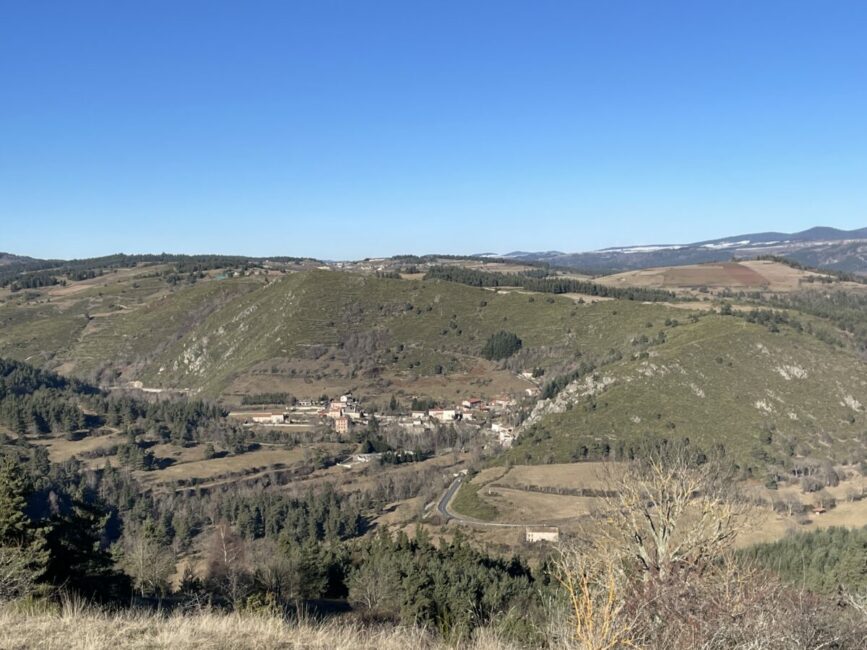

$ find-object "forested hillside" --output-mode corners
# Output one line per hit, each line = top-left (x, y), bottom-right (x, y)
(2, 381), (864, 648)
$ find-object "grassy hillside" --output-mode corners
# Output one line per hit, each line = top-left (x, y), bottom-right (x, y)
(0, 268), (680, 397)
(508, 310), (867, 471)
(3, 263), (867, 472)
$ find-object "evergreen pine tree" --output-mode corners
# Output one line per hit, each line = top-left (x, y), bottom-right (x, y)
(0, 457), (49, 600)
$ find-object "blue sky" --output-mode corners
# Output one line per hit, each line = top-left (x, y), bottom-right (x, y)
(2, 1), (866, 260)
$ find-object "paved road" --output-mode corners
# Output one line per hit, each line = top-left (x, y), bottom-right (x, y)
(436, 477), (525, 529)
(437, 477), (463, 519)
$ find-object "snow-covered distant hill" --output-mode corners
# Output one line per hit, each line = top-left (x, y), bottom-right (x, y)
(496, 227), (867, 274)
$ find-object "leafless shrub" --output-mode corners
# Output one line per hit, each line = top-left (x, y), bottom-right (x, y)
(550, 443), (866, 648)
(625, 558), (866, 650)
(550, 544), (639, 649)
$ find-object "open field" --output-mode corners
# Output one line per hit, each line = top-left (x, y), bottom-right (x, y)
(480, 486), (597, 522)
(449, 463), (613, 525)
(437, 259), (545, 275)
(737, 498), (867, 547)
(28, 427), (348, 491)
(42, 265), (171, 299)
(31, 431), (125, 463)
(596, 259), (861, 295)
(446, 462), (867, 549)
(135, 446), (316, 485)
(735, 468), (867, 546)
(495, 462), (611, 491)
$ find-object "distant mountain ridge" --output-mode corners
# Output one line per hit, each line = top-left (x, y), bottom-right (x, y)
(498, 226), (867, 274)
(0, 252), (36, 266)
(6, 226), (867, 275)
(689, 226), (867, 247)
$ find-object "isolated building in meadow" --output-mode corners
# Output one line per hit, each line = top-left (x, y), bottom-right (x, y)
(525, 526), (559, 543)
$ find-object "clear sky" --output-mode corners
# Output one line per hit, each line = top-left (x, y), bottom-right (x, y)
(2, 1), (866, 260)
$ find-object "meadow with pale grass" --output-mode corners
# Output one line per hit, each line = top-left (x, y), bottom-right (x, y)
(0, 603), (518, 650)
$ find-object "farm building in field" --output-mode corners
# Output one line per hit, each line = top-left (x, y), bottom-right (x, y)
(252, 412), (287, 424)
(228, 410), (287, 424)
(525, 526), (559, 543)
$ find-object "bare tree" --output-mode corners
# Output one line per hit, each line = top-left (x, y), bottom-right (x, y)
(348, 557), (402, 615)
(205, 521), (250, 608)
(116, 528), (176, 599)
(550, 444), (867, 648)
(779, 492), (804, 517)
(592, 442), (752, 581)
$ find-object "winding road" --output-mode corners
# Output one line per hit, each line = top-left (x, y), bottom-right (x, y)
(436, 477), (525, 528)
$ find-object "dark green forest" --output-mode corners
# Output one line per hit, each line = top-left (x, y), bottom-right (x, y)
(1, 356), (866, 646)
(0, 357), (545, 641)
(0, 253), (315, 291)
(739, 526), (867, 593)
(424, 265), (677, 301)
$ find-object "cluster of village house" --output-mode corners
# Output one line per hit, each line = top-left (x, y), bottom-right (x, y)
(232, 392), (519, 447)
(323, 393), (519, 447)
(231, 391), (567, 544)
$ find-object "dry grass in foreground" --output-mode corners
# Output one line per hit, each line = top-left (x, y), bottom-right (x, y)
(0, 604), (518, 650)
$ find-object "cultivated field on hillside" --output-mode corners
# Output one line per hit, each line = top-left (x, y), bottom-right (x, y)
(596, 259), (863, 295)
